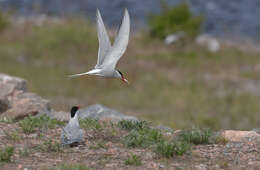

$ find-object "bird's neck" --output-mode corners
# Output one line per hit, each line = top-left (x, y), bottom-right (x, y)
(115, 70), (122, 78)
(69, 114), (79, 126)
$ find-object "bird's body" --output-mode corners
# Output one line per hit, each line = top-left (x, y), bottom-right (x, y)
(61, 106), (84, 145)
(69, 9), (130, 84)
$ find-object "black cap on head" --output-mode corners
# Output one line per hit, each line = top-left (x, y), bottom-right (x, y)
(70, 106), (79, 118)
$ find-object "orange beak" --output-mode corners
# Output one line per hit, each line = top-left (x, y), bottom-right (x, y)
(122, 78), (129, 84)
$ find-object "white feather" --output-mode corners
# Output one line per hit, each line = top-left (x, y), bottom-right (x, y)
(95, 9), (112, 69)
(101, 9), (130, 70)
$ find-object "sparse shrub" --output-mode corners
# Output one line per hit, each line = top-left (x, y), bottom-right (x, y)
(79, 118), (102, 130)
(19, 115), (64, 134)
(125, 153), (142, 166)
(122, 130), (147, 147)
(0, 146), (14, 162)
(117, 120), (149, 131)
(148, 1), (203, 39)
(179, 128), (213, 145)
(19, 115), (36, 134)
(122, 128), (163, 148)
(156, 140), (190, 157)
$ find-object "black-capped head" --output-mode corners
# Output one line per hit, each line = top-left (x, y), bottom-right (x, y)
(70, 106), (80, 118)
(117, 70), (129, 84)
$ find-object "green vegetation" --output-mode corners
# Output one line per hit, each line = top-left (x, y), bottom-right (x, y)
(0, 146), (14, 162)
(122, 128), (163, 148)
(120, 121), (227, 158)
(177, 127), (228, 145)
(156, 140), (190, 157)
(117, 120), (149, 131)
(49, 164), (91, 170)
(179, 128), (213, 145)
(19, 115), (65, 134)
(125, 153), (142, 166)
(80, 118), (102, 130)
(120, 120), (191, 158)
(148, 1), (203, 39)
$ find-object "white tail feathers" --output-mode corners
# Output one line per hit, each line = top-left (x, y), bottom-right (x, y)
(68, 69), (102, 78)
(68, 72), (89, 78)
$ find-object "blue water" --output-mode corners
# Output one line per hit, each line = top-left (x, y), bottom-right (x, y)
(0, 0), (259, 40)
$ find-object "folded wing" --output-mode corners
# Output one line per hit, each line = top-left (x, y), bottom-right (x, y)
(95, 9), (112, 69)
(100, 9), (130, 70)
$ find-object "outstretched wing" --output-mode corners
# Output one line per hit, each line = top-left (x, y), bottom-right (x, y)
(100, 9), (130, 70)
(95, 9), (112, 68)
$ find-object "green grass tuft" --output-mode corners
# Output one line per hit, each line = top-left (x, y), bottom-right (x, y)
(0, 146), (14, 162)
(79, 118), (102, 130)
(156, 140), (190, 158)
(117, 120), (149, 131)
(125, 153), (142, 166)
(19, 115), (64, 134)
(178, 128), (213, 145)
(122, 128), (163, 148)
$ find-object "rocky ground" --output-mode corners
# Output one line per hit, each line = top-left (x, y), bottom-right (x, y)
(0, 74), (260, 170)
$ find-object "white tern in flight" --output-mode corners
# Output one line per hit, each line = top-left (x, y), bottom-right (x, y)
(69, 9), (130, 84)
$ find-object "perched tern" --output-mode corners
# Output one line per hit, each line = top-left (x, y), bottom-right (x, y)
(69, 9), (130, 84)
(61, 106), (84, 145)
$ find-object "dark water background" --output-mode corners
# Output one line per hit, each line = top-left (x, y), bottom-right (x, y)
(0, 0), (259, 40)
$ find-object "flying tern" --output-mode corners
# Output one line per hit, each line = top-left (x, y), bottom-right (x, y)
(61, 106), (84, 145)
(69, 9), (130, 84)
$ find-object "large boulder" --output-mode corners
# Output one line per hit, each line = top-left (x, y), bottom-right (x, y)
(0, 73), (27, 93)
(0, 73), (27, 113)
(78, 104), (137, 121)
(221, 130), (260, 142)
(0, 73), (51, 120)
(2, 92), (51, 120)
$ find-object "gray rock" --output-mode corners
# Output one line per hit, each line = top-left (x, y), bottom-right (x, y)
(51, 110), (69, 121)
(0, 73), (27, 92)
(78, 104), (137, 121)
(0, 73), (27, 113)
(2, 92), (51, 120)
(156, 125), (174, 132)
(0, 73), (51, 119)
